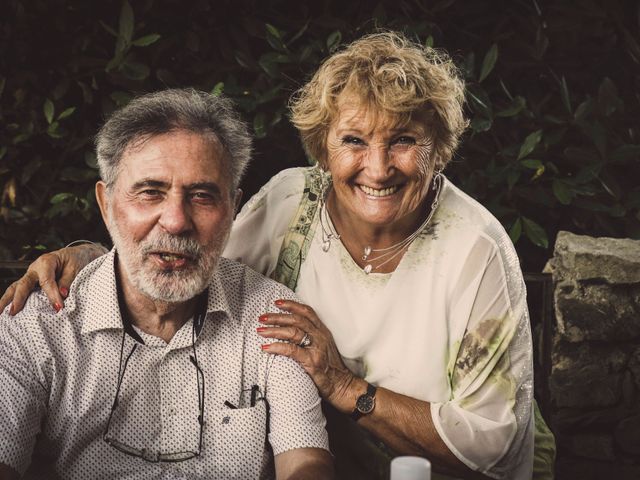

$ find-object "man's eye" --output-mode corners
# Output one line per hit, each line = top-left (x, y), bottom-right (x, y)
(342, 135), (365, 146)
(140, 189), (162, 197)
(191, 192), (216, 202)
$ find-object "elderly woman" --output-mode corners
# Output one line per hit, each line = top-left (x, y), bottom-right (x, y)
(1, 32), (553, 479)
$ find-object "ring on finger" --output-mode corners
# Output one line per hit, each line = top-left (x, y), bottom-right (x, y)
(298, 332), (312, 348)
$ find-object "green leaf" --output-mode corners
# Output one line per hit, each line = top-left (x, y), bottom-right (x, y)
(470, 116), (492, 132)
(121, 60), (150, 80)
(598, 77), (622, 116)
(210, 82), (224, 96)
(0, 146), (6, 160)
(265, 24), (287, 52)
(478, 44), (498, 82)
(119, 1), (134, 45)
(496, 96), (525, 117)
(57, 107), (76, 120)
(253, 112), (266, 138)
(327, 31), (342, 52)
(265, 23), (282, 39)
(508, 217), (522, 244)
(50, 192), (74, 204)
(522, 217), (548, 248)
(552, 179), (572, 205)
(520, 159), (543, 169)
(99, 20), (118, 37)
(610, 144), (640, 164)
(517, 130), (542, 160)
(560, 76), (571, 114)
(43, 99), (54, 124)
(84, 152), (98, 169)
(425, 35), (434, 48)
(0, 77), (5, 99)
(466, 85), (492, 116)
(132, 33), (161, 47)
(110, 90), (132, 106)
(46, 121), (63, 139)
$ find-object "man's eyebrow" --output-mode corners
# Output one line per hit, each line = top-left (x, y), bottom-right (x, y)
(131, 179), (168, 190)
(186, 182), (222, 194)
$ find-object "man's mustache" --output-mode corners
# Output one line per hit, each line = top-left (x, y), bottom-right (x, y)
(140, 234), (203, 259)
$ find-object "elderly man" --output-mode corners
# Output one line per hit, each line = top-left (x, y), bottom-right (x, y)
(0, 89), (333, 479)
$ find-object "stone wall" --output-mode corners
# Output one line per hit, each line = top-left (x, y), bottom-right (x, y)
(546, 231), (640, 479)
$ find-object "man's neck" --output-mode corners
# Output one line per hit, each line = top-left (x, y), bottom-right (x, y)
(116, 264), (196, 344)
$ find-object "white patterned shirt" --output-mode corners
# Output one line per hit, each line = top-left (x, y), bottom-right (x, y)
(0, 249), (328, 479)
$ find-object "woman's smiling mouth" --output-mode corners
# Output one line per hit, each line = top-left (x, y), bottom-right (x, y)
(358, 184), (401, 197)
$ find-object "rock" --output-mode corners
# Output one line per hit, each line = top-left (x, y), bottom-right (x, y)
(550, 231), (640, 284)
(556, 457), (640, 480)
(615, 414), (640, 455)
(563, 433), (616, 460)
(555, 283), (640, 342)
(553, 405), (640, 432)
(549, 338), (628, 408)
(629, 346), (640, 391)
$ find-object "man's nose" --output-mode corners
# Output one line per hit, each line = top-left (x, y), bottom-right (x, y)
(158, 195), (193, 235)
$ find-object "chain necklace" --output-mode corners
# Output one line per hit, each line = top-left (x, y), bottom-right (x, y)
(319, 171), (443, 274)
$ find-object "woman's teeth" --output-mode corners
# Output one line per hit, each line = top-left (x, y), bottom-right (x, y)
(359, 185), (399, 197)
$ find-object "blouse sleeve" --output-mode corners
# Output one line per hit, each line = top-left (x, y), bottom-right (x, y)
(430, 231), (534, 478)
(223, 168), (306, 278)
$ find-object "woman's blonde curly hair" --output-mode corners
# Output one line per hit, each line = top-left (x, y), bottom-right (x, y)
(289, 31), (468, 170)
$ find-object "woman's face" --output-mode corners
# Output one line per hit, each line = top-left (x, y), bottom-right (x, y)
(324, 97), (436, 231)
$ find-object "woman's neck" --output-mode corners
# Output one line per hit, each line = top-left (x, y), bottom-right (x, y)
(326, 188), (434, 274)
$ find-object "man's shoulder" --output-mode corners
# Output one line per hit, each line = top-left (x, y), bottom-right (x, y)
(216, 257), (294, 298)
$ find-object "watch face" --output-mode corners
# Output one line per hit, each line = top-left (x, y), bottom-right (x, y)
(356, 394), (375, 414)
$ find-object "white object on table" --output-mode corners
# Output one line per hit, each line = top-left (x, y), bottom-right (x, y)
(390, 456), (432, 480)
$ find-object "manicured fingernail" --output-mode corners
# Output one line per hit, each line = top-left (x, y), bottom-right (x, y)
(54, 303), (62, 313)
(258, 314), (269, 323)
(256, 327), (268, 332)
(9, 305), (14, 316)
(275, 299), (285, 306)
(60, 287), (68, 298)
(261, 344), (271, 351)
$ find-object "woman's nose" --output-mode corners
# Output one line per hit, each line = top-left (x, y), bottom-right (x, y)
(365, 144), (393, 179)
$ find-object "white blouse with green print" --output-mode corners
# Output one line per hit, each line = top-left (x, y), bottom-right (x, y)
(223, 166), (535, 479)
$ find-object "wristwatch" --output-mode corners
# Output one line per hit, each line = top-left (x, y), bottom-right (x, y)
(351, 382), (377, 420)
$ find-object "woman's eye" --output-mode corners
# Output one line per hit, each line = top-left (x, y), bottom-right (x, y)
(342, 135), (365, 146)
(392, 136), (416, 145)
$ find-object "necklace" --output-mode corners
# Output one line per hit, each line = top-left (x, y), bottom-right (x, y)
(319, 171), (443, 274)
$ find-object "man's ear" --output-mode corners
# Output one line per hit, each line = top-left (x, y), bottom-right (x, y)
(95, 181), (110, 226)
(233, 188), (243, 219)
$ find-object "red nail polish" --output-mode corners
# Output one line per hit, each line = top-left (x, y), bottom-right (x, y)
(60, 287), (69, 298)
(256, 327), (268, 332)
(54, 303), (62, 313)
(261, 344), (270, 351)
(275, 299), (285, 306)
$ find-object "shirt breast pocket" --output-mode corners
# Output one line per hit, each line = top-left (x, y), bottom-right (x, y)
(207, 400), (270, 479)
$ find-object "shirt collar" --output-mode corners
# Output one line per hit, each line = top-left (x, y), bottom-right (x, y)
(79, 249), (234, 337)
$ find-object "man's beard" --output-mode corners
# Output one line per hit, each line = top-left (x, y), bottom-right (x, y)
(108, 216), (229, 304)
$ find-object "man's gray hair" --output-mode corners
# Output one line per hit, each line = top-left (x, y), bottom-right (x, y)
(96, 88), (252, 191)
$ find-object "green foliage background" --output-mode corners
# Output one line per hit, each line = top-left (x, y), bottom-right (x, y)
(1, 0), (639, 271)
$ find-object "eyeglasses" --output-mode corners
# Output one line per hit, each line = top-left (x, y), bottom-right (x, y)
(103, 309), (206, 462)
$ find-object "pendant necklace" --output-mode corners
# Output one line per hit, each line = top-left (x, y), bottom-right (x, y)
(319, 171), (443, 274)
